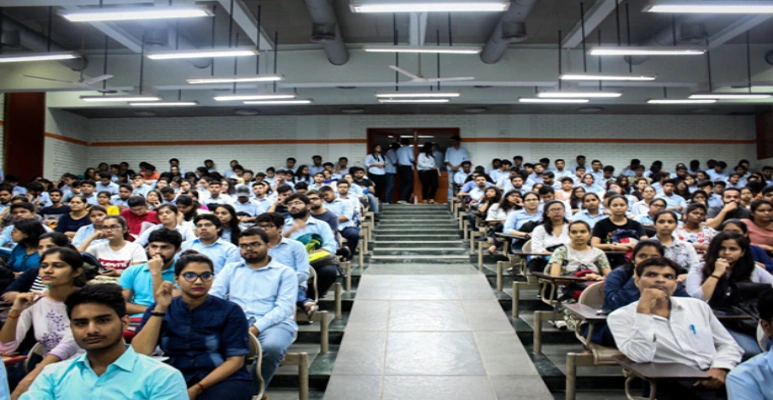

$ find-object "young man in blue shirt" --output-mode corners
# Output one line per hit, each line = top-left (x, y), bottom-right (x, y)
(211, 228), (298, 390)
(179, 214), (240, 274)
(120, 229), (182, 318)
(726, 288), (773, 399)
(21, 284), (187, 399)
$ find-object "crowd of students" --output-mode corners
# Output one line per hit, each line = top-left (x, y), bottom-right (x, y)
(0, 149), (768, 398)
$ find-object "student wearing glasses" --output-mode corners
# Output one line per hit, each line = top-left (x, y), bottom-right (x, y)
(132, 251), (252, 400)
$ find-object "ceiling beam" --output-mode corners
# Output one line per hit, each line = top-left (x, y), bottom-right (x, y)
(408, 12), (428, 46)
(708, 15), (772, 48)
(562, 0), (621, 49)
(216, 0), (273, 51)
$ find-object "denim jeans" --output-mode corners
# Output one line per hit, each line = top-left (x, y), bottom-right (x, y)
(253, 323), (296, 390)
(340, 227), (360, 258)
(366, 193), (379, 214)
(727, 328), (762, 360)
(296, 286), (312, 308)
(384, 173), (396, 203)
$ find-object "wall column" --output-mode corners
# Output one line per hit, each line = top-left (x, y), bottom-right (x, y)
(3, 93), (45, 182)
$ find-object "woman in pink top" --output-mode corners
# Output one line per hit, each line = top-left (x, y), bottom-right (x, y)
(742, 199), (773, 253)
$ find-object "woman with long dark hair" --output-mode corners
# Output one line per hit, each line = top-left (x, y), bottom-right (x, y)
(213, 205), (241, 246)
(364, 144), (388, 202)
(531, 200), (571, 255)
(294, 165), (312, 185)
(720, 219), (773, 271)
(676, 202), (716, 252)
(8, 219), (47, 273)
(741, 199), (773, 252)
(55, 195), (90, 238)
(568, 187), (586, 213)
(417, 142), (439, 203)
(486, 190), (522, 253)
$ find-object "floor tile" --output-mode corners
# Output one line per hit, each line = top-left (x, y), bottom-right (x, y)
(322, 375), (383, 400)
(454, 275), (497, 300)
(388, 300), (470, 331)
(382, 376), (496, 400)
(390, 276), (460, 300)
(462, 300), (514, 332)
(355, 275), (392, 300)
(384, 332), (485, 375)
(332, 331), (386, 375)
(474, 331), (538, 376)
(346, 300), (390, 332)
(489, 375), (553, 400)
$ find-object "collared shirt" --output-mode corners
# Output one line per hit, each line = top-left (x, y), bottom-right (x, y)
(453, 170), (472, 186)
(384, 149), (398, 174)
(630, 200), (650, 217)
(283, 216), (337, 254)
(309, 165), (325, 175)
(134, 224), (196, 247)
(365, 154), (387, 176)
(444, 146), (469, 170)
(396, 146), (415, 168)
(325, 199), (355, 230)
(685, 261), (773, 300)
(81, 193), (99, 206)
(95, 182), (120, 195)
(0, 360), (9, 398)
(110, 195), (130, 209)
(20, 347), (188, 400)
(119, 263), (176, 317)
(268, 237), (311, 288)
(179, 238), (240, 274)
(727, 350), (773, 400)
(656, 193), (686, 211)
(707, 169), (728, 181)
(608, 296), (743, 371)
(504, 209), (543, 234)
(72, 224), (107, 248)
(571, 209), (607, 228)
(137, 296), (251, 384)
(210, 258), (299, 333)
(652, 235), (701, 273)
(231, 199), (261, 216)
(468, 187), (486, 203)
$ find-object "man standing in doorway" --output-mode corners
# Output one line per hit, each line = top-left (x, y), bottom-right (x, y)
(445, 136), (469, 202)
(384, 143), (399, 204)
(396, 138), (415, 204)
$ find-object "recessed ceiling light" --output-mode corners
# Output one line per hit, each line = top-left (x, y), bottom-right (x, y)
(147, 48), (258, 60)
(375, 92), (460, 98)
(80, 95), (162, 102)
(519, 98), (590, 103)
(363, 45), (482, 54)
(0, 51), (79, 63)
(214, 93), (297, 101)
(647, 99), (717, 104)
(644, 1), (773, 14)
(61, 5), (213, 22)
(234, 108), (259, 116)
(128, 101), (199, 107)
(350, 1), (511, 13)
(538, 91), (622, 98)
(378, 98), (450, 103)
(589, 46), (706, 56)
(242, 99), (313, 105)
(688, 93), (772, 100)
(560, 73), (656, 81)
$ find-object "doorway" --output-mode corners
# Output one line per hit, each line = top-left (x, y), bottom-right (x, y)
(367, 128), (460, 204)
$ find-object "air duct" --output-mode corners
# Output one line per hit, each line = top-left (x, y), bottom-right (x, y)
(1, 16), (87, 71)
(303, 0), (349, 65)
(626, 15), (708, 66)
(480, 0), (538, 64)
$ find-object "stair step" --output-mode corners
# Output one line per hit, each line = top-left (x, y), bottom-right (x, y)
(372, 240), (464, 245)
(373, 247), (466, 252)
(369, 255), (470, 264)
(376, 228), (459, 233)
(379, 219), (455, 223)
(377, 222), (456, 227)
(374, 234), (461, 239)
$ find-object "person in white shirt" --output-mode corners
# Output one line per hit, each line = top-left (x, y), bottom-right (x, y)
(78, 216), (148, 276)
(134, 204), (196, 247)
(608, 257), (743, 398)
(417, 142), (439, 204)
(364, 145), (388, 202)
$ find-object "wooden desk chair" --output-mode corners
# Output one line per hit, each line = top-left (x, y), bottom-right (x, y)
(336, 255), (352, 293)
(23, 342), (47, 374)
(492, 234), (523, 291)
(613, 354), (710, 400)
(469, 214), (486, 254)
(247, 333), (266, 400)
(562, 282), (622, 400)
(511, 240), (543, 318)
(296, 268), (330, 354)
(249, 331), (311, 400)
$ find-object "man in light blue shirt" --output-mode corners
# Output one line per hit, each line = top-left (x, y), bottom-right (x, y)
(384, 143), (399, 204)
(79, 181), (99, 206)
(110, 184), (133, 210)
(167, 158), (186, 175)
(179, 214), (240, 273)
(707, 161), (729, 182)
(453, 161), (473, 188)
(211, 228), (298, 389)
(655, 179), (686, 214)
(322, 184), (359, 260)
(232, 185), (261, 216)
(96, 172), (120, 195)
(120, 229), (181, 318)
(0, 355), (9, 399)
(726, 289), (773, 400)
(21, 284), (188, 400)
(445, 135), (470, 201)
(309, 155), (325, 175)
(282, 193), (338, 297)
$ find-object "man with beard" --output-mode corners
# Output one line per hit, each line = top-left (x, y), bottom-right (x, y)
(608, 257), (743, 399)
(119, 229), (183, 318)
(282, 193), (338, 298)
(211, 228), (297, 391)
(22, 284), (187, 399)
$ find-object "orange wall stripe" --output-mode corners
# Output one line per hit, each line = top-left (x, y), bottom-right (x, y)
(90, 138), (368, 147)
(44, 132), (89, 146)
(463, 137), (756, 145)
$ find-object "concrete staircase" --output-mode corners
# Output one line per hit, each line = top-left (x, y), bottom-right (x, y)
(370, 204), (469, 264)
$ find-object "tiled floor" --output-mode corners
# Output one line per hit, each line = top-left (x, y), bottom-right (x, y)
(323, 273), (553, 400)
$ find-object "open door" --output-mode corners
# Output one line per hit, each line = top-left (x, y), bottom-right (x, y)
(367, 128), (460, 204)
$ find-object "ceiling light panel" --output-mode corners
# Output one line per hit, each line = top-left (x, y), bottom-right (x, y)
(644, 1), (773, 14)
(243, 99), (314, 105)
(538, 92), (622, 98)
(378, 99), (450, 103)
(187, 75), (284, 84)
(80, 95), (162, 102)
(350, 1), (510, 13)
(128, 101), (199, 107)
(0, 52), (79, 63)
(213, 94), (297, 101)
(147, 48), (258, 60)
(61, 5), (213, 22)
(375, 92), (460, 98)
(363, 45), (482, 54)
(560, 73), (656, 81)
(688, 93), (772, 99)
(519, 98), (590, 103)
(589, 46), (706, 56)
(647, 99), (717, 104)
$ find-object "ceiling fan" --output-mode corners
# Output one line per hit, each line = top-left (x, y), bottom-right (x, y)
(23, 72), (115, 92)
(388, 54), (474, 83)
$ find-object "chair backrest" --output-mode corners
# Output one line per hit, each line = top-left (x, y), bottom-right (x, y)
(248, 332), (265, 398)
(578, 281), (605, 309)
(521, 240), (532, 253)
(24, 342), (47, 374)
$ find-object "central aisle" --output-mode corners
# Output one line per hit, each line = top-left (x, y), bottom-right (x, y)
(322, 205), (552, 400)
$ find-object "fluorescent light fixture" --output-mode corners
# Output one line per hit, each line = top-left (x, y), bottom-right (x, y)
(589, 46), (706, 56)
(186, 75), (284, 84)
(350, 1), (510, 13)
(61, 5), (213, 22)
(519, 98), (590, 103)
(213, 94), (297, 101)
(243, 99), (313, 105)
(80, 95), (162, 102)
(147, 48), (258, 60)
(128, 101), (199, 107)
(560, 73), (656, 81)
(0, 52), (79, 63)
(538, 91), (622, 98)
(375, 92), (460, 98)
(647, 99), (717, 104)
(644, 1), (773, 14)
(378, 99), (450, 103)
(363, 45), (482, 54)
(688, 93), (772, 100)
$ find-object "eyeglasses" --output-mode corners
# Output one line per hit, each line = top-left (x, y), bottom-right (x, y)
(547, 208), (564, 214)
(102, 225), (121, 231)
(239, 242), (265, 250)
(287, 201), (306, 207)
(256, 224), (275, 230)
(196, 223), (216, 229)
(181, 272), (214, 283)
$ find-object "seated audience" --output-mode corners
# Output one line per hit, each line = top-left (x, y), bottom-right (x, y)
(740, 199), (773, 253)
(21, 284), (188, 399)
(1, 248), (85, 397)
(71, 205), (108, 247)
(706, 188), (750, 229)
(591, 195), (648, 265)
(210, 228), (298, 390)
(548, 220), (610, 281)
(8, 218), (47, 273)
(320, 185), (359, 261)
(571, 193), (605, 229)
(179, 214), (240, 274)
(631, 186), (657, 217)
(2, 232), (71, 303)
(685, 232), (773, 358)
(608, 257), (743, 399)
(719, 219), (773, 271)
(120, 196), (160, 236)
(503, 192), (543, 248)
(651, 211), (701, 278)
(80, 216), (148, 277)
(676, 202), (716, 252)
(485, 190), (521, 253)
(96, 191), (120, 215)
(135, 204), (195, 247)
(726, 288), (773, 399)
(54, 196), (90, 238)
(132, 251), (252, 400)
(120, 229), (182, 318)
(212, 204), (241, 246)
(531, 200), (570, 256)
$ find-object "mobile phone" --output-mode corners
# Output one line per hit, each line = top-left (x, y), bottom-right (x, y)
(596, 309), (611, 316)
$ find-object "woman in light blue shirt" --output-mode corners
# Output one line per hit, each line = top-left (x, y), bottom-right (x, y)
(503, 192), (543, 250)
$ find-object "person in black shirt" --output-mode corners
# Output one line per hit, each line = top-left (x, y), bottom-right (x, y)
(591, 195), (648, 265)
(55, 196), (91, 238)
(706, 188), (751, 230)
(38, 189), (70, 223)
(350, 167), (380, 222)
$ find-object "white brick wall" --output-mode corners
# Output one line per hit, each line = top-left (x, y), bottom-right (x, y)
(38, 112), (758, 178)
(44, 109), (89, 179)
